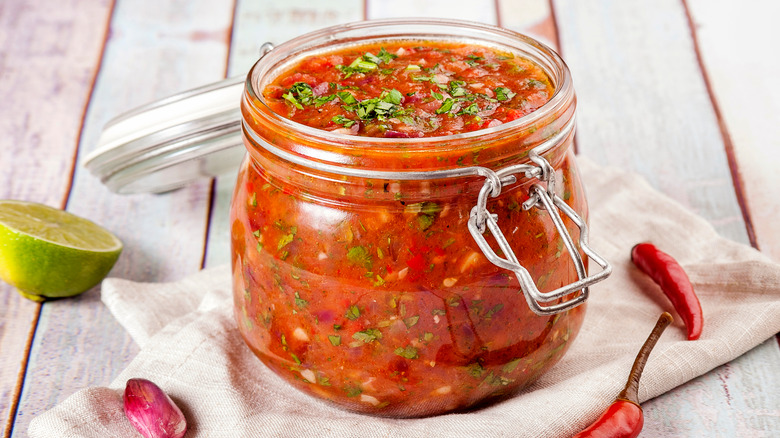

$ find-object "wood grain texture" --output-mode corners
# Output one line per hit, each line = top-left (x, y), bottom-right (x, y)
(0, 0), (114, 433)
(551, 0), (780, 434)
(685, 0), (780, 262)
(204, 0), (365, 268)
(367, 0), (496, 22)
(553, 0), (749, 244)
(10, 0), (235, 434)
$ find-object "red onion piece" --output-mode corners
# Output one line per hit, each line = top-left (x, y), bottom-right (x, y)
(123, 378), (187, 438)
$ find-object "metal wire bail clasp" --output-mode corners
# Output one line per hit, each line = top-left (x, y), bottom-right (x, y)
(467, 153), (612, 316)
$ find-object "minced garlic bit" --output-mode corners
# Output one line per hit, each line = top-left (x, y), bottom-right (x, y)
(360, 394), (381, 406)
(442, 277), (458, 287)
(293, 327), (310, 342)
(433, 386), (452, 395)
(300, 369), (316, 383)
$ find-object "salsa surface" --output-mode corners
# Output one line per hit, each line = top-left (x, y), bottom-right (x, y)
(262, 40), (554, 138)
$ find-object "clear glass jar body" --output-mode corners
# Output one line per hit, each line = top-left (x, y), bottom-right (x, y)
(231, 19), (586, 417)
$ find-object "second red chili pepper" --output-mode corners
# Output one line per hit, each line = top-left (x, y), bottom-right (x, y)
(573, 312), (673, 438)
(631, 243), (703, 340)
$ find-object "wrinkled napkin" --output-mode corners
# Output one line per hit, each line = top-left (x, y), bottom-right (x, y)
(29, 158), (780, 437)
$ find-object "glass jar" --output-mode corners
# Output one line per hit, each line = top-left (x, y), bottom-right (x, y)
(230, 18), (609, 417)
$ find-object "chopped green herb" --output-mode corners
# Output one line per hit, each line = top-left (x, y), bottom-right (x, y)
(467, 362), (486, 378)
(403, 315), (420, 329)
(432, 308), (446, 316)
(332, 115), (356, 128)
(494, 87), (517, 102)
(314, 94), (337, 107)
(345, 305), (361, 321)
(337, 91), (358, 105)
(281, 82), (315, 109)
(484, 303), (504, 319)
(394, 345), (418, 359)
(328, 335), (342, 346)
(423, 332), (434, 342)
(347, 246), (372, 269)
(436, 98), (455, 114)
(343, 384), (362, 397)
(352, 328), (382, 344)
(431, 91), (443, 100)
(457, 103), (479, 116)
(502, 358), (522, 373)
(417, 214), (434, 231)
(290, 353), (301, 364)
(277, 234), (294, 250)
(294, 291), (308, 308)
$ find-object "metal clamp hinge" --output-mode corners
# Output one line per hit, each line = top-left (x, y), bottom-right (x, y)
(467, 154), (612, 315)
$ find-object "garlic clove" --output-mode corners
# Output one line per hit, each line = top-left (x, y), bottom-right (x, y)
(123, 378), (187, 438)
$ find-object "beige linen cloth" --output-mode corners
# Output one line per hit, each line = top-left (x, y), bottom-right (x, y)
(29, 158), (780, 437)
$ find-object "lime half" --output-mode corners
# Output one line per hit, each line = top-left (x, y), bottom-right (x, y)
(0, 200), (123, 301)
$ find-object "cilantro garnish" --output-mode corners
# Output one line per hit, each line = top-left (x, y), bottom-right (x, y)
(457, 103), (479, 116)
(332, 115), (356, 128)
(328, 335), (341, 346)
(281, 82), (315, 109)
(494, 87), (516, 102)
(436, 98), (455, 114)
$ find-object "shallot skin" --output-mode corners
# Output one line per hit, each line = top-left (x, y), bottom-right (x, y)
(123, 378), (187, 438)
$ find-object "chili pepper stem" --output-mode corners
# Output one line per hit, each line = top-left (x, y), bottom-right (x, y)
(618, 312), (673, 404)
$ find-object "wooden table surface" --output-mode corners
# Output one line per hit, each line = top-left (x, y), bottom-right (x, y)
(1, 0), (778, 436)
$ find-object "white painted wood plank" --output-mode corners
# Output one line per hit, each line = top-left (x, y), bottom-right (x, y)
(367, 0), (496, 23)
(204, 0), (365, 268)
(553, 0), (749, 244)
(686, 0), (780, 263)
(11, 0), (235, 434)
(0, 0), (114, 431)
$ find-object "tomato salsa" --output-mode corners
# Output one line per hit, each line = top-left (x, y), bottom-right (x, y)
(233, 34), (585, 417)
(262, 41), (554, 138)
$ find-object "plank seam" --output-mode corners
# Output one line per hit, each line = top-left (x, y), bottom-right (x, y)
(201, 0), (239, 270)
(2, 304), (42, 438)
(680, 0), (758, 250)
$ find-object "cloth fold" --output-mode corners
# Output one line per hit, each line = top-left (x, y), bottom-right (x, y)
(29, 158), (780, 437)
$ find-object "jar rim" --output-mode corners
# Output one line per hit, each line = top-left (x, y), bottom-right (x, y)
(244, 18), (574, 151)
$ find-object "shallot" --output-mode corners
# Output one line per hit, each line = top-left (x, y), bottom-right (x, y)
(123, 378), (187, 438)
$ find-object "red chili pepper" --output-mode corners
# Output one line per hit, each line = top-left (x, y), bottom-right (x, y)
(573, 312), (673, 438)
(631, 243), (703, 340)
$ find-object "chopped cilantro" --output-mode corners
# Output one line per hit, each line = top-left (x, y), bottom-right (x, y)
(347, 246), (372, 268)
(314, 94), (337, 107)
(403, 315), (420, 329)
(352, 328), (382, 344)
(344, 384), (362, 397)
(394, 345), (418, 359)
(328, 335), (341, 346)
(423, 332), (434, 342)
(294, 291), (308, 308)
(417, 214), (435, 231)
(337, 91), (358, 105)
(431, 91), (443, 100)
(277, 233), (294, 250)
(502, 358), (522, 373)
(332, 115), (356, 128)
(436, 98), (455, 114)
(457, 103), (479, 116)
(495, 87), (517, 102)
(345, 305), (361, 321)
